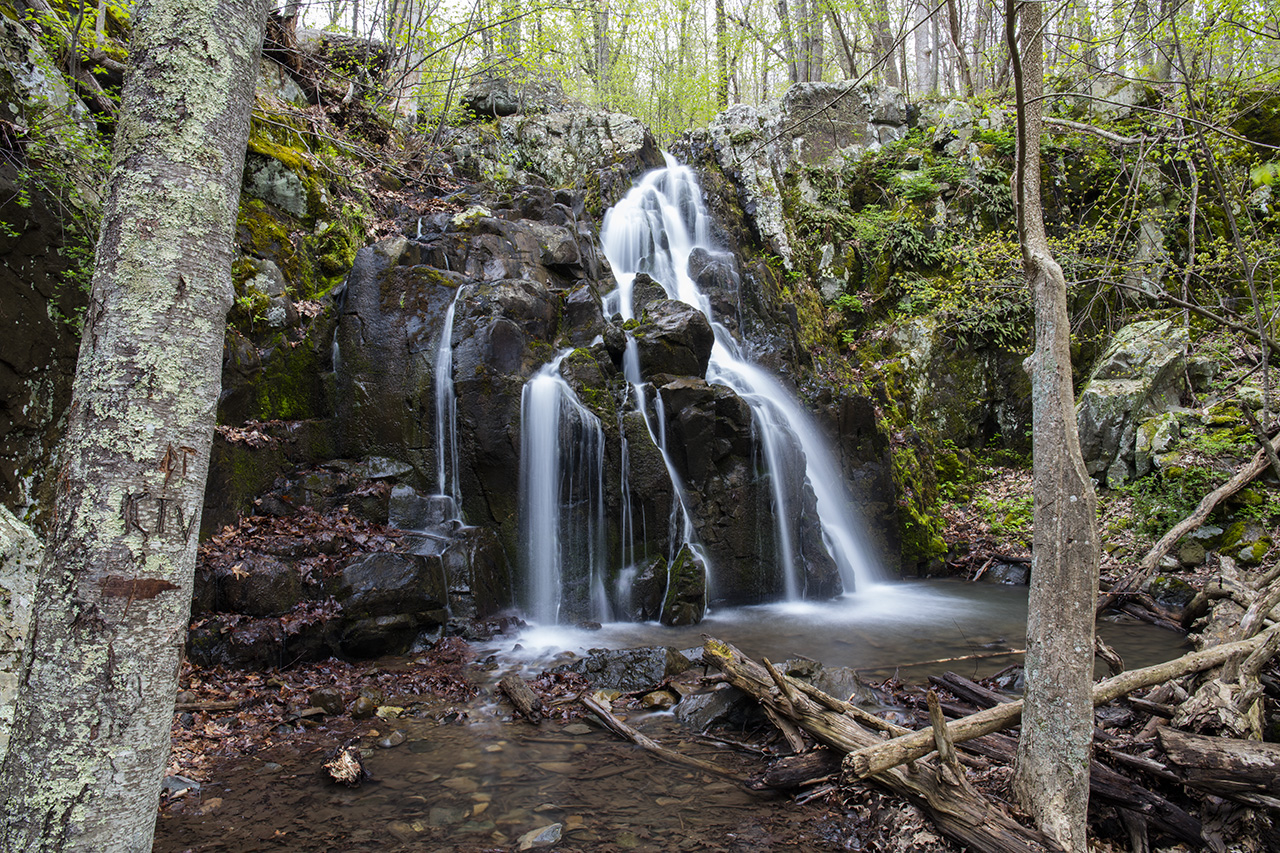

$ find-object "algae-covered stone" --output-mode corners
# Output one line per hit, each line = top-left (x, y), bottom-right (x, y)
(1143, 576), (1197, 612)
(662, 546), (707, 626)
(1134, 412), (1180, 477)
(1218, 520), (1272, 566)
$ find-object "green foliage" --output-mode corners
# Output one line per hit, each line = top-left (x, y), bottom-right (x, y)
(1120, 466), (1221, 542)
(973, 490), (1033, 546)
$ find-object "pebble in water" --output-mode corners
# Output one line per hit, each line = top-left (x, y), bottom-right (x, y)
(517, 823), (562, 850)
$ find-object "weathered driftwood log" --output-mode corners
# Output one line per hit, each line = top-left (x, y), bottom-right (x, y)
(746, 748), (842, 790)
(578, 691), (741, 781)
(948, 726), (1202, 845)
(846, 624), (1280, 779)
(498, 672), (544, 724)
(1158, 727), (1280, 809)
(703, 637), (1063, 853)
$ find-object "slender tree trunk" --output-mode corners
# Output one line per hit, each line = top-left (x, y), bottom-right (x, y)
(778, 0), (800, 82)
(1007, 1), (1100, 851)
(0, 0), (265, 848)
(915, 0), (935, 93)
(716, 0), (728, 106)
(867, 0), (900, 86)
(946, 0), (974, 94)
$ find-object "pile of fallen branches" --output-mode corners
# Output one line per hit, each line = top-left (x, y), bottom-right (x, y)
(578, 618), (1280, 852)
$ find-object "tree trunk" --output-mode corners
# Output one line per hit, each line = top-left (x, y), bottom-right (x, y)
(867, 0), (900, 86)
(1007, 1), (1100, 851)
(946, 0), (974, 95)
(0, 0), (265, 848)
(715, 0), (728, 107)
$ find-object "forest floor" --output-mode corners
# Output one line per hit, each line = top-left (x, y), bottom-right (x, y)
(153, 460), (1269, 853)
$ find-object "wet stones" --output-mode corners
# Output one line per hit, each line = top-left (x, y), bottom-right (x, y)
(555, 646), (691, 693)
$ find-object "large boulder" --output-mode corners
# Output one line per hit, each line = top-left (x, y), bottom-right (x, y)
(632, 299), (715, 379)
(1077, 319), (1189, 488)
(335, 552), (450, 656)
(497, 110), (664, 211)
(688, 82), (908, 267)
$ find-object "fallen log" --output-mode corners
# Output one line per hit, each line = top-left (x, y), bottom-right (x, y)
(1158, 727), (1280, 809)
(498, 672), (544, 724)
(845, 624), (1280, 779)
(578, 691), (741, 782)
(703, 637), (1063, 853)
(747, 747), (842, 790)
(943, 726), (1201, 846)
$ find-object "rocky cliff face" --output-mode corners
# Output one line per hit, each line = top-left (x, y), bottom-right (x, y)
(4, 70), (907, 651)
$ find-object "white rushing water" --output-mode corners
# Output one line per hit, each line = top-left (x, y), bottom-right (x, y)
(600, 155), (879, 597)
(516, 155), (880, 625)
(433, 292), (462, 519)
(518, 353), (609, 624)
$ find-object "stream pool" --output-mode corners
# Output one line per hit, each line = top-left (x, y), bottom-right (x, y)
(493, 578), (1189, 684)
(153, 579), (1186, 853)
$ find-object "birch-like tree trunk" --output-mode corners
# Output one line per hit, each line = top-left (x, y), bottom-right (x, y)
(0, 0), (265, 848)
(1007, 0), (1100, 850)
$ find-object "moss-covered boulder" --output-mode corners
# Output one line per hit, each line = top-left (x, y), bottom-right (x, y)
(662, 545), (708, 626)
(1076, 319), (1189, 488)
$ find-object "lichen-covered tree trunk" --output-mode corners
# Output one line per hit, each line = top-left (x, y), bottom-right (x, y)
(1007, 1), (1100, 851)
(0, 0), (265, 848)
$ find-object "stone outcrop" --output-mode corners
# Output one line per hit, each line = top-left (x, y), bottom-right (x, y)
(686, 82), (909, 267)
(1077, 319), (1190, 488)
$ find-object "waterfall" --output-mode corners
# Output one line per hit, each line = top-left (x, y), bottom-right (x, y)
(600, 155), (878, 596)
(433, 291), (462, 518)
(518, 353), (609, 624)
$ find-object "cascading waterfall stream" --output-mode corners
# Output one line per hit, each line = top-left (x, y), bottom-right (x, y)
(433, 291), (462, 519)
(518, 353), (609, 624)
(601, 155), (878, 597)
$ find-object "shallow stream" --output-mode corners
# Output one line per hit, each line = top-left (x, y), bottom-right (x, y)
(155, 581), (1185, 852)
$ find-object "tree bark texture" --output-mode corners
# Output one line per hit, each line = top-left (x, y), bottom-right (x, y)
(0, 0), (265, 848)
(1007, 2), (1100, 851)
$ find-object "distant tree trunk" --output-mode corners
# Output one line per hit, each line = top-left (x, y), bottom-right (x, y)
(716, 0), (728, 106)
(1134, 0), (1153, 73)
(915, 0), (936, 93)
(777, 0), (801, 82)
(388, 0), (424, 119)
(500, 0), (521, 55)
(801, 0), (823, 81)
(827, 4), (859, 77)
(0, 0), (265, 848)
(1007, 1), (1100, 850)
(867, 0), (900, 86)
(946, 0), (974, 95)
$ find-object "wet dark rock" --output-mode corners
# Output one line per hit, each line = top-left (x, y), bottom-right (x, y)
(633, 299), (715, 379)
(688, 248), (741, 332)
(556, 646), (691, 692)
(563, 282), (606, 346)
(337, 552), (448, 620)
(983, 561), (1030, 585)
(214, 554), (302, 616)
(310, 687), (344, 715)
(782, 659), (882, 706)
(627, 556), (667, 622)
(674, 685), (749, 732)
